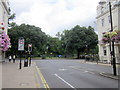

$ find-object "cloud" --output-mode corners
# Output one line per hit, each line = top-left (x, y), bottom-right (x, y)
(10, 0), (100, 36)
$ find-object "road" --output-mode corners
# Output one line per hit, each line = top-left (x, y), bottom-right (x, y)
(34, 59), (118, 89)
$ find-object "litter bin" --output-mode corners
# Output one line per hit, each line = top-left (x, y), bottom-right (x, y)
(24, 59), (28, 67)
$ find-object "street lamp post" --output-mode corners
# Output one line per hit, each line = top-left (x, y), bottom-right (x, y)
(99, 0), (117, 76)
(109, 1), (117, 76)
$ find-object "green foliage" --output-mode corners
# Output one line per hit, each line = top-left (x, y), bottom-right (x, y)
(7, 23), (47, 56)
(60, 25), (98, 58)
(7, 23), (98, 59)
(46, 36), (64, 56)
(9, 22), (17, 28)
(9, 13), (16, 20)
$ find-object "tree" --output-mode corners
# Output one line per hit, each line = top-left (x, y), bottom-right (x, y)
(9, 13), (16, 20)
(61, 25), (98, 59)
(46, 36), (63, 56)
(7, 23), (48, 56)
(56, 32), (61, 40)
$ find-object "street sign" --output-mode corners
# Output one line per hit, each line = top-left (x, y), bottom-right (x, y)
(28, 44), (32, 52)
(28, 44), (32, 47)
(18, 38), (24, 51)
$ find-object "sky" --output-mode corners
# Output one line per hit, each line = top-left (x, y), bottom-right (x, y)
(10, 0), (100, 36)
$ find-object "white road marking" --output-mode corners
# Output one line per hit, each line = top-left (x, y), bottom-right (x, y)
(59, 69), (67, 71)
(84, 71), (88, 73)
(88, 71), (95, 74)
(69, 66), (76, 68)
(54, 74), (77, 90)
(70, 66), (96, 75)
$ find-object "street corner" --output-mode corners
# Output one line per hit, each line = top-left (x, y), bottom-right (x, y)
(99, 72), (120, 80)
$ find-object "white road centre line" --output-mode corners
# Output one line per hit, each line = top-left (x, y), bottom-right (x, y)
(59, 69), (67, 71)
(84, 71), (88, 73)
(54, 74), (77, 90)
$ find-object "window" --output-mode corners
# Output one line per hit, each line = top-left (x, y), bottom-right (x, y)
(101, 18), (104, 27)
(103, 47), (107, 56)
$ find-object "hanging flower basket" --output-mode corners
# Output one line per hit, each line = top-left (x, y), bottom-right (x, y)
(102, 30), (120, 44)
(0, 31), (11, 51)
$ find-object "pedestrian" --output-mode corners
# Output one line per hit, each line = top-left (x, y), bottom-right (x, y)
(13, 55), (16, 63)
(9, 55), (12, 62)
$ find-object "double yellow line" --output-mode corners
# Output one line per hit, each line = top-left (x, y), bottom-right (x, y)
(36, 66), (50, 90)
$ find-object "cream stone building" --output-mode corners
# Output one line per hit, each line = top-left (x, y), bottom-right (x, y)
(0, 0), (10, 62)
(96, 0), (120, 63)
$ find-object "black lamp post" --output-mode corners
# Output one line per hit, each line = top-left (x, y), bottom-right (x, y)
(109, 1), (117, 76)
(99, 0), (117, 76)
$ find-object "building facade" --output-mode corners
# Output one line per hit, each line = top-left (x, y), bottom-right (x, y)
(96, 0), (120, 63)
(0, 0), (10, 62)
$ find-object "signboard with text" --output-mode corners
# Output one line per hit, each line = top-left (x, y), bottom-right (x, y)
(18, 38), (24, 51)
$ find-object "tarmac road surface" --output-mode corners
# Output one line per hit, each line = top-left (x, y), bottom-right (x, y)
(34, 59), (118, 89)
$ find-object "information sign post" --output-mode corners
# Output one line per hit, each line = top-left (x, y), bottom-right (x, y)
(18, 37), (24, 69)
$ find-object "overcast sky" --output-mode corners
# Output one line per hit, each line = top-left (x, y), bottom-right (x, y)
(10, 0), (100, 36)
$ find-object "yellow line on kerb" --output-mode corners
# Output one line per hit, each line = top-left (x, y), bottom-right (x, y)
(36, 66), (50, 90)
(33, 62), (41, 88)
(34, 73), (40, 88)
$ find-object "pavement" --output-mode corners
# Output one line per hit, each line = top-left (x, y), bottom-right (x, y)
(2, 59), (39, 89)
(83, 61), (120, 80)
(100, 72), (119, 80)
(75, 60), (120, 80)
